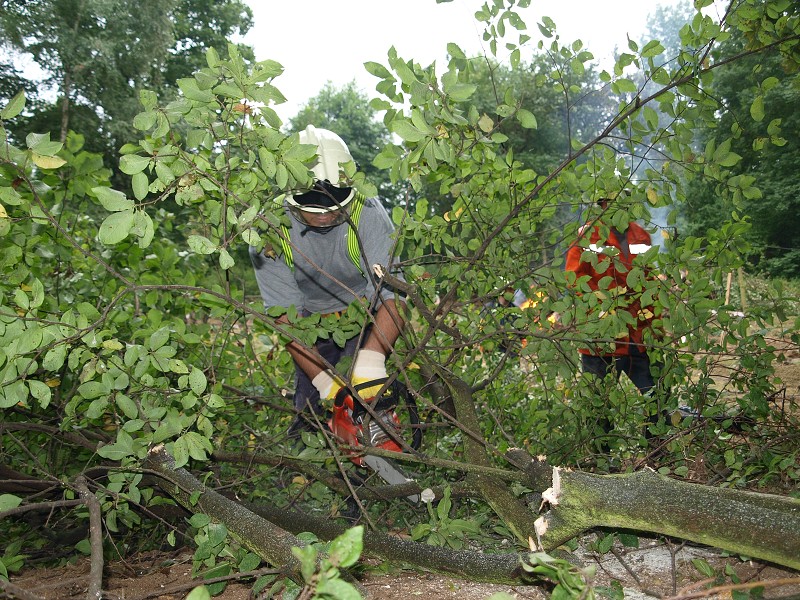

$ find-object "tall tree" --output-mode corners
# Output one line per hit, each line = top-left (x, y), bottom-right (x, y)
(1, 0), (799, 593)
(682, 25), (800, 277)
(0, 0), (253, 157)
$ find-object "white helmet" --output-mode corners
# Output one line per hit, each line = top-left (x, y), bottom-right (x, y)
(285, 126), (355, 223)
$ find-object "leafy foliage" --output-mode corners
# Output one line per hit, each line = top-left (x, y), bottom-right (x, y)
(0, 0), (799, 593)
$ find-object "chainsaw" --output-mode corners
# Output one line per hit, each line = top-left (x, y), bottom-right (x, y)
(329, 379), (422, 503)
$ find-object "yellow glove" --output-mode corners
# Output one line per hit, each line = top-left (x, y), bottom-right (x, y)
(352, 349), (388, 399)
(311, 370), (345, 402)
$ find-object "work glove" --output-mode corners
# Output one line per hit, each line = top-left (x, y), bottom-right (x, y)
(351, 349), (389, 398)
(311, 370), (345, 402)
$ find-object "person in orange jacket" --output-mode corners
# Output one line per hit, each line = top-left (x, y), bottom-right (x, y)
(565, 192), (666, 430)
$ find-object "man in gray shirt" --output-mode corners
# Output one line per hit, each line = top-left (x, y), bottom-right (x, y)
(250, 125), (405, 453)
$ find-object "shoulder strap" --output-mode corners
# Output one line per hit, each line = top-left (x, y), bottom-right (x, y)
(278, 192), (366, 275)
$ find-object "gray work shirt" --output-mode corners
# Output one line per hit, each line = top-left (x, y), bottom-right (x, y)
(249, 197), (402, 314)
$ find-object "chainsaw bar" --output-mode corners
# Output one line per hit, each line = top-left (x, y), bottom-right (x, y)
(362, 455), (419, 504)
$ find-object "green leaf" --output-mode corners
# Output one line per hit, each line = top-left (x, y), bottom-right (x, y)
(16, 325), (43, 354)
(97, 430), (136, 461)
(78, 381), (110, 400)
(99, 210), (135, 245)
(120, 154), (151, 175)
(238, 552), (261, 572)
(139, 89), (158, 110)
(131, 210), (154, 248)
(364, 61), (392, 79)
(178, 78), (215, 103)
(115, 393), (139, 419)
(328, 525), (363, 568)
(0, 494), (23, 511)
(188, 235), (216, 255)
(189, 368), (207, 395)
(596, 533), (615, 554)
(717, 152), (742, 167)
(750, 95), (764, 122)
(445, 83), (477, 102)
(0, 381), (28, 409)
(390, 120), (427, 143)
(148, 326), (170, 351)
(132, 172), (149, 200)
(516, 109), (538, 129)
(133, 110), (158, 131)
(31, 153), (66, 169)
(186, 586), (212, 600)
(172, 436), (189, 468)
(691, 558), (716, 578)
(43, 345), (68, 371)
(614, 78), (638, 94)
(181, 431), (213, 461)
(315, 578), (361, 600)
(1, 90), (26, 120)
(26, 133), (62, 155)
(641, 40), (665, 58)
(28, 380), (52, 407)
(94, 187), (134, 211)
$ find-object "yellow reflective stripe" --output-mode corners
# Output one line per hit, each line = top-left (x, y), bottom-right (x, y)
(279, 192), (366, 275)
(347, 193), (365, 275)
(279, 224), (293, 269)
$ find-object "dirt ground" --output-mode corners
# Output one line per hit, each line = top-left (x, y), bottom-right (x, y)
(7, 537), (800, 600)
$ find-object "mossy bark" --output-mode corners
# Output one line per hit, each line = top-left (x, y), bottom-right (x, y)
(444, 376), (538, 544)
(534, 466), (800, 570)
(246, 499), (533, 585)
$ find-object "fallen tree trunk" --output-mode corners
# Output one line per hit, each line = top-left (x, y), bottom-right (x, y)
(245, 500), (533, 585)
(507, 450), (800, 571)
(143, 445), (303, 579)
(146, 442), (800, 591)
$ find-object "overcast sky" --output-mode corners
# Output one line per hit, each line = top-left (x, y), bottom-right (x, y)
(240, 0), (688, 121)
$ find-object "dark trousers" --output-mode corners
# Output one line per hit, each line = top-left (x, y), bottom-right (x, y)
(581, 345), (667, 441)
(580, 345), (659, 395)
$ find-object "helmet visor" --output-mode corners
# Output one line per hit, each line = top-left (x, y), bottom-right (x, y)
(289, 203), (350, 228)
(287, 180), (354, 229)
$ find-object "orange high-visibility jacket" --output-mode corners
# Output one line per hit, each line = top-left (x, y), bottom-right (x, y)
(565, 221), (654, 356)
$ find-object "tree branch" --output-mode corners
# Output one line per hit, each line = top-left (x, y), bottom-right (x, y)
(75, 476), (104, 600)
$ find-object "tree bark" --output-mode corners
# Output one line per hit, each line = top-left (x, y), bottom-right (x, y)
(245, 500), (533, 585)
(507, 451), (800, 571)
(443, 375), (539, 544)
(74, 476), (103, 600)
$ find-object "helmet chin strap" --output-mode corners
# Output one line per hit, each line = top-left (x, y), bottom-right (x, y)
(300, 224), (336, 235)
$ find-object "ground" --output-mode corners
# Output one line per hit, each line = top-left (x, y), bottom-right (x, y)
(8, 536), (800, 600)
(6, 318), (799, 600)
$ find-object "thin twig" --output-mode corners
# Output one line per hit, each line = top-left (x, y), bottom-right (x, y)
(119, 566), (283, 600)
(0, 578), (48, 600)
(0, 499), (84, 520)
(665, 577), (800, 600)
